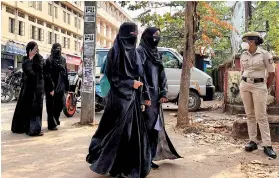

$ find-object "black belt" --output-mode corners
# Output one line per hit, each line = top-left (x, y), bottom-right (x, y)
(242, 77), (264, 83)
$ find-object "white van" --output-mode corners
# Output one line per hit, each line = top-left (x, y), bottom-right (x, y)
(95, 47), (215, 111)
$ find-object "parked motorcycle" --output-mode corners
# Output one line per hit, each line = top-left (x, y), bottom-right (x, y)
(63, 71), (105, 117)
(1, 66), (22, 103)
(63, 71), (81, 117)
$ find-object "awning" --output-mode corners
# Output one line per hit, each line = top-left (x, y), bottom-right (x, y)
(66, 54), (81, 65)
(5, 41), (26, 56)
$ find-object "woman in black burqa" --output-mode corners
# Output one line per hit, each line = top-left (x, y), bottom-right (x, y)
(45, 43), (69, 130)
(86, 22), (152, 178)
(11, 41), (48, 136)
(137, 27), (182, 168)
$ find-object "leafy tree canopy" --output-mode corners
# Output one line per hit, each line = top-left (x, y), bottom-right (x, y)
(120, 1), (234, 67)
(249, 1), (279, 55)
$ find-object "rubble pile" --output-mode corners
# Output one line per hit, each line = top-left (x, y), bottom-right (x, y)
(241, 160), (279, 178)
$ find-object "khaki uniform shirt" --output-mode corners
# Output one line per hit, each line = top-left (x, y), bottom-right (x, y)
(240, 47), (275, 79)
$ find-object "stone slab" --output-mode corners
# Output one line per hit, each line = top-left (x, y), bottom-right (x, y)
(232, 119), (279, 142)
(225, 104), (279, 115)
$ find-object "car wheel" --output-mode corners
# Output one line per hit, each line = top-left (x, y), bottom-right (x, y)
(188, 91), (201, 112)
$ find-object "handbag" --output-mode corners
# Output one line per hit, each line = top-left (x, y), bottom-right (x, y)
(100, 74), (110, 97)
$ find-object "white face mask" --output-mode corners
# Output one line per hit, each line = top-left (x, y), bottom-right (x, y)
(241, 42), (250, 50)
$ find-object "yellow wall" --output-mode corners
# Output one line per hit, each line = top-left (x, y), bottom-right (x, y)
(2, 1), (138, 56)
(2, 1), (84, 57)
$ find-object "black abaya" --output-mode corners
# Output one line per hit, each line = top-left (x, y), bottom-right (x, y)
(86, 22), (152, 178)
(11, 54), (45, 136)
(45, 43), (69, 128)
(137, 27), (182, 161)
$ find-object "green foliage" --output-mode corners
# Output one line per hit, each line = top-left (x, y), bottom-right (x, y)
(249, 1), (279, 54)
(120, 1), (233, 66)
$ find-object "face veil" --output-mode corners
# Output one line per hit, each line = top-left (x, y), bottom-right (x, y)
(108, 22), (143, 79)
(139, 27), (162, 66)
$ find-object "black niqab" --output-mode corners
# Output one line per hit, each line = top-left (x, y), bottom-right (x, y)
(139, 27), (162, 65)
(107, 22), (143, 79)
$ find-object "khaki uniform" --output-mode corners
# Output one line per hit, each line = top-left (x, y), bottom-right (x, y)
(240, 47), (275, 146)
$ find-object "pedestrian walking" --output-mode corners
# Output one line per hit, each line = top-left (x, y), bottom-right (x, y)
(240, 31), (277, 159)
(45, 43), (69, 131)
(11, 41), (47, 136)
(137, 27), (182, 169)
(86, 22), (152, 178)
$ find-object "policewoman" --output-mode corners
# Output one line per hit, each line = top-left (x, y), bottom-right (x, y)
(240, 32), (277, 159)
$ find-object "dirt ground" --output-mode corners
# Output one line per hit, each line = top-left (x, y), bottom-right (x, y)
(1, 100), (279, 178)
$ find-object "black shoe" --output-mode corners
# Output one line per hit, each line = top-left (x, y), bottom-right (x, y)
(245, 141), (258, 152)
(151, 162), (159, 169)
(48, 127), (58, 131)
(263, 146), (277, 159)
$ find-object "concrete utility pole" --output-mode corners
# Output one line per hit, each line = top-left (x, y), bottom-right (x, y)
(80, 2), (97, 124)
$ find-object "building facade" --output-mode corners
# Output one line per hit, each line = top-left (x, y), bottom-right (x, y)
(1, 1), (139, 72)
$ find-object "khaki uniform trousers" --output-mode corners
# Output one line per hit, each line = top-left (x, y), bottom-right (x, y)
(239, 80), (271, 146)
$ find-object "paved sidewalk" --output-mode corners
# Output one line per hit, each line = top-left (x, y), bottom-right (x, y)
(1, 102), (278, 178)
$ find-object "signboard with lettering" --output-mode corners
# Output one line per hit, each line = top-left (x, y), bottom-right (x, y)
(66, 54), (81, 65)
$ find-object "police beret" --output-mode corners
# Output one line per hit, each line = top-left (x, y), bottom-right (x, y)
(242, 31), (261, 38)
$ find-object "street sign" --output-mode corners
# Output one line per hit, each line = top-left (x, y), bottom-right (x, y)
(81, 1), (97, 124)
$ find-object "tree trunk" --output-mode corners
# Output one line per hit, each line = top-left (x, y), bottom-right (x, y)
(176, 1), (197, 128)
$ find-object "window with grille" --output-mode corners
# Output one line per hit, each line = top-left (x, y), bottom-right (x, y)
(48, 32), (52, 44)
(37, 19), (44, 26)
(55, 34), (59, 43)
(67, 13), (70, 24)
(46, 23), (52, 29)
(28, 16), (36, 23)
(63, 11), (66, 23)
(74, 41), (77, 51)
(6, 6), (15, 15)
(74, 17), (77, 28)
(48, 3), (53, 16)
(18, 11), (25, 18)
(78, 19), (81, 29)
(37, 1), (42, 11)
(38, 28), (44, 41)
(63, 37), (67, 48)
(54, 6), (58, 18)
(18, 21), (25, 36)
(68, 38), (70, 49)
(31, 25), (37, 39)
(54, 26), (59, 32)
(9, 18), (15, 33)
(29, 1), (35, 8)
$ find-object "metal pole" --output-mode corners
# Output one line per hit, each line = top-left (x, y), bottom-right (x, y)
(80, 2), (97, 124)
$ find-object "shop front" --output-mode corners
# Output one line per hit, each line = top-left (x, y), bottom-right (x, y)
(64, 54), (82, 72)
(2, 41), (26, 70)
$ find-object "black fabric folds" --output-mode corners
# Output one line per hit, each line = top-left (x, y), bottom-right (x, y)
(86, 22), (152, 178)
(11, 42), (44, 136)
(138, 27), (182, 161)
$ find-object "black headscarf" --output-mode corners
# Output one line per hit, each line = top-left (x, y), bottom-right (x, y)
(139, 27), (162, 65)
(107, 22), (143, 78)
(50, 43), (64, 71)
(25, 41), (43, 75)
(26, 41), (38, 58)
